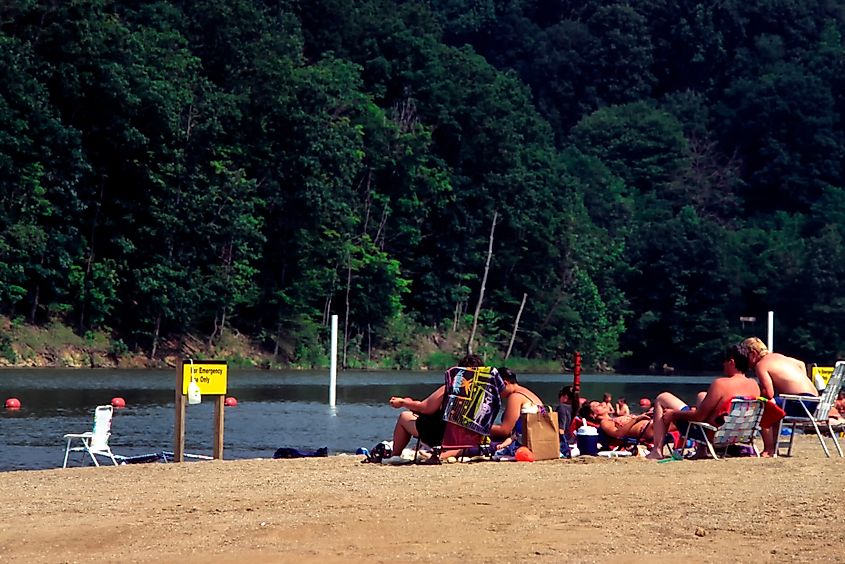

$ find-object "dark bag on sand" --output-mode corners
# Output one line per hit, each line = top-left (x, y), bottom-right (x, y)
(521, 410), (560, 461)
(273, 447), (328, 459)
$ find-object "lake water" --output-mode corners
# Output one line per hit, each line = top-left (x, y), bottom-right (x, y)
(0, 369), (713, 472)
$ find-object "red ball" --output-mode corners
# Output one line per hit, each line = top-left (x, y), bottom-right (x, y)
(5, 397), (21, 409)
(111, 397), (126, 408)
(224, 397), (238, 407)
(515, 446), (535, 462)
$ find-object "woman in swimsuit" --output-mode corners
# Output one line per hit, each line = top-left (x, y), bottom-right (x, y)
(580, 400), (655, 443)
(490, 368), (545, 440)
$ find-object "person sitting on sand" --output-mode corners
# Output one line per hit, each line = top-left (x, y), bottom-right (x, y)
(602, 393), (616, 416)
(646, 345), (760, 460)
(388, 354), (488, 461)
(738, 337), (817, 457)
(616, 397), (631, 417)
(579, 400), (655, 445)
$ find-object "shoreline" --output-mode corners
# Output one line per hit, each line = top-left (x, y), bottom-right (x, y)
(1, 435), (842, 562)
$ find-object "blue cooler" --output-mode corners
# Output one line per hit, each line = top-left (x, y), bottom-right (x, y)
(576, 425), (600, 456)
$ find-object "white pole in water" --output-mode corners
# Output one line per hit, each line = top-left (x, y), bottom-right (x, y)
(329, 314), (338, 407)
(767, 310), (774, 352)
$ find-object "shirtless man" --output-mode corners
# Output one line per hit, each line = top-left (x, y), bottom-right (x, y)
(738, 337), (817, 456)
(646, 345), (760, 460)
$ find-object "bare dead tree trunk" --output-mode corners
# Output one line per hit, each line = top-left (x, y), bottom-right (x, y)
(208, 310), (220, 348)
(367, 323), (372, 369)
(343, 255), (352, 368)
(374, 203), (389, 249)
(150, 313), (161, 359)
(467, 210), (497, 355)
(273, 322), (282, 359)
(30, 284), (40, 324)
(505, 293), (528, 361)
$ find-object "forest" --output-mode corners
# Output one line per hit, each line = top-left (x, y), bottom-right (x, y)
(2, 0), (845, 371)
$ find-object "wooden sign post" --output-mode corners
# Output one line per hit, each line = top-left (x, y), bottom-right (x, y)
(174, 359), (228, 462)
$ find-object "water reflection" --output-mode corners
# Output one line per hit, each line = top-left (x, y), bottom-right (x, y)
(0, 369), (713, 471)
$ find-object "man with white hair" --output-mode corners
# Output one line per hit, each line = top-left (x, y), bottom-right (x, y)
(738, 337), (817, 456)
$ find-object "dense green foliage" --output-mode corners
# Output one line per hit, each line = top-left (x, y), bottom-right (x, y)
(2, 0), (845, 370)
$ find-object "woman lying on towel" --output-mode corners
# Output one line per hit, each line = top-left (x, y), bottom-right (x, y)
(579, 400), (656, 445)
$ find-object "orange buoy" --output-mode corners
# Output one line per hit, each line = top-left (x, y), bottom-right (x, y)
(111, 397), (126, 408)
(5, 398), (21, 410)
(515, 446), (535, 462)
(224, 396), (238, 407)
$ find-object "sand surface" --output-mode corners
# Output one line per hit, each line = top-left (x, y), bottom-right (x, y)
(1, 435), (843, 563)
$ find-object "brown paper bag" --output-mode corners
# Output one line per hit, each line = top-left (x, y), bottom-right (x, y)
(521, 410), (560, 461)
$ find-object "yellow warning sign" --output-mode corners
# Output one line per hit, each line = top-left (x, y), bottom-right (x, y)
(810, 365), (834, 387)
(182, 360), (228, 395)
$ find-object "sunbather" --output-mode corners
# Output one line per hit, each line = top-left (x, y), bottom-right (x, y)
(738, 336), (816, 456)
(578, 400), (655, 445)
(646, 345), (760, 460)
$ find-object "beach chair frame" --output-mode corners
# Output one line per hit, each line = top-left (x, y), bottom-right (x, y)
(680, 398), (764, 460)
(775, 360), (845, 458)
(62, 405), (119, 468)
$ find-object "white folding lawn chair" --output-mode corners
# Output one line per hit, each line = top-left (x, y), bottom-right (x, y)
(62, 405), (119, 468)
(680, 397), (765, 460)
(776, 360), (845, 458)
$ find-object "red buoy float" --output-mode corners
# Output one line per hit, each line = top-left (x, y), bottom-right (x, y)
(111, 397), (126, 408)
(224, 397), (238, 407)
(5, 398), (21, 410)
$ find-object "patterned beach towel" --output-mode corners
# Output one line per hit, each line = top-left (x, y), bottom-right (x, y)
(442, 366), (504, 435)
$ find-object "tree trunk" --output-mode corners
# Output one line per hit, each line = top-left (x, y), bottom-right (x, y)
(150, 313), (161, 360)
(367, 323), (372, 369)
(273, 322), (282, 359)
(467, 210), (497, 355)
(343, 255), (352, 369)
(30, 284), (40, 324)
(209, 313), (219, 347)
(505, 293), (528, 361)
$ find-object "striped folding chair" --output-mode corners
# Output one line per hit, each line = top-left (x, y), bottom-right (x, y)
(680, 398), (765, 460)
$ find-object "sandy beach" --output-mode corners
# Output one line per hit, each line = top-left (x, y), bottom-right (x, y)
(1, 435), (843, 563)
